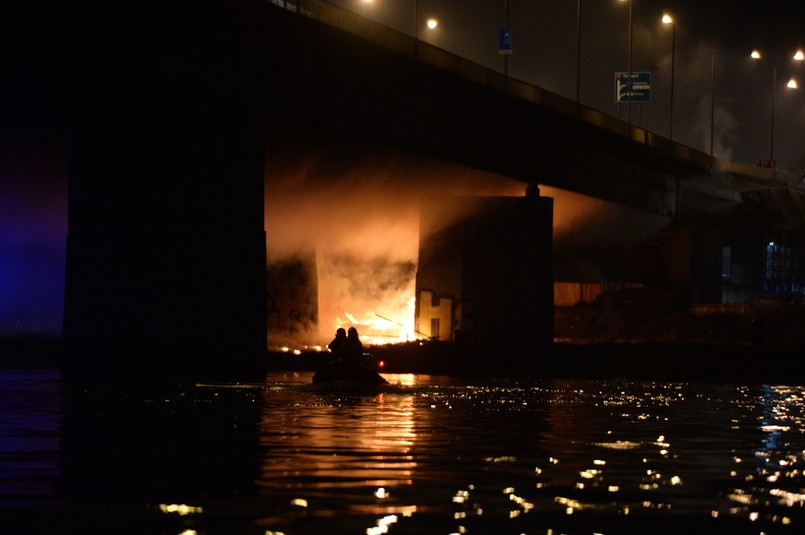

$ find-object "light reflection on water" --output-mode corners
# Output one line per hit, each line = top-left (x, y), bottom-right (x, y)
(3, 370), (805, 533)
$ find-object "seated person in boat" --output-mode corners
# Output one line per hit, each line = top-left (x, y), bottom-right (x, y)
(328, 328), (347, 362)
(344, 327), (364, 365)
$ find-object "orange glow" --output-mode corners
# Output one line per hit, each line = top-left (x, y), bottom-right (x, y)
(329, 295), (419, 346)
(265, 145), (525, 350)
(265, 160), (673, 351)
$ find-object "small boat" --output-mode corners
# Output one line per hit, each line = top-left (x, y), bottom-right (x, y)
(311, 356), (388, 393)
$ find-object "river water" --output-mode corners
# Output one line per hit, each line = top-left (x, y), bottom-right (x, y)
(2, 369), (805, 534)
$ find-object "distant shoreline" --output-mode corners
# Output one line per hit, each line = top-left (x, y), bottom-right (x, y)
(0, 335), (62, 369)
(271, 341), (805, 384)
(3, 335), (803, 384)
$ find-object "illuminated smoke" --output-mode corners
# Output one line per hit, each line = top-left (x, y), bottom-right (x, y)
(662, 43), (737, 161)
(266, 141), (678, 347)
(265, 144), (524, 347)
(542, 186), (671, 282)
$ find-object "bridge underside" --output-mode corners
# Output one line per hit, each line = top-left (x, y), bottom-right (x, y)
(61, 1), (803, 383)
(263, 3), (704, 217)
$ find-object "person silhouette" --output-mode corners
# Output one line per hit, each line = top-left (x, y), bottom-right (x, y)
(328, 328), (347, 362)
(344, 327), (364, 365)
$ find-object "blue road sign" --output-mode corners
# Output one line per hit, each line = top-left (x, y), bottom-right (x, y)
(614, 71), (651, 103)
(498, 28), (512, 55)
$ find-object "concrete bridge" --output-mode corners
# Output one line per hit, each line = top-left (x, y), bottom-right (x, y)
(61, 0), (805, 383)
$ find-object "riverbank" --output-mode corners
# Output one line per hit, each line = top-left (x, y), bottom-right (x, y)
(3, 335), (803, 384)
(269, 340), (805, 384)
(0, 335), (62, 369)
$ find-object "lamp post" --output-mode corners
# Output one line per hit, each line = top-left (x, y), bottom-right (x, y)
(628, 0), (632, 125)
(662, 14), (675, 140)
(503, 0), (509, 81)
(751, 50), (801, 167)
(576, 0), (582, 107)
(413, 0), (417, 41)
(710, 39), (716, 157)
(619, 0), (633, 125)
(770, 63), (777, 165)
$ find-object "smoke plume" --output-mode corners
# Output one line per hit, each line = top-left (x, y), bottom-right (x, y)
(264, 143), (524, 345)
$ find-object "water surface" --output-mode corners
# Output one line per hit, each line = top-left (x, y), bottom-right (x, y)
(2, 369), (805, 534)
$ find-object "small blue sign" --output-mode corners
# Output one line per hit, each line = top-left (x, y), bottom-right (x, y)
(498, 28), (512, 55)
(614, 71), (651, 103)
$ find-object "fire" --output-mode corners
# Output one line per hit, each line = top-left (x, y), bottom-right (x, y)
(316, 247), (421, 348)
(334, 296), (420, 346)
(264, 143), (528, 353)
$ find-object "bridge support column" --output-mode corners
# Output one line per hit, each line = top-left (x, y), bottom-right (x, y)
(417, 193), (554, 361)
(62, 1), (268, 384)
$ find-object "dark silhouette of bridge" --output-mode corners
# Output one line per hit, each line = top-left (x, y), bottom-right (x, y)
(61, 0), (804, 384)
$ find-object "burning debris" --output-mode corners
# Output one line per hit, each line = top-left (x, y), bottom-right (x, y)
(264, 142), (524, 351)
(318, 253), (418, 346)
(264, 143), (674, 352)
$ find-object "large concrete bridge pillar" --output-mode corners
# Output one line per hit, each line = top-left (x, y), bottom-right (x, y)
(62, 1), (268, 384)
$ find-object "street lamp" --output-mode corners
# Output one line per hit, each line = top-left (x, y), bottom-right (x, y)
(413, 0), (417, 41)
(502, 0), (510, 82)
(710, 39), (716, 157)
(412, 2), (438, 43)
(576, 0), (583, 107)
(662, 13), (675, 140)
(619, 0), (633, 125)
(751, 50), (800, 167)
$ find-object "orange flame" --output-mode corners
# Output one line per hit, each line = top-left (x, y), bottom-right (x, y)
(334, 296), (420, 346)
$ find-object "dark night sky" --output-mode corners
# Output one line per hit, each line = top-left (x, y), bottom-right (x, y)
(1, 1), (803, 334)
